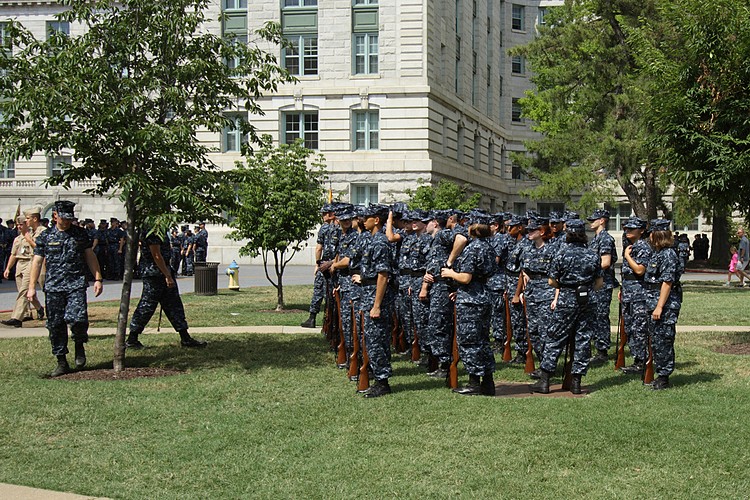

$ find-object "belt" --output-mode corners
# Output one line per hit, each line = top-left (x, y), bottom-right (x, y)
(506, 270), (520, 277)
(525, 272), (547, 280)
(407, 269), (425, 277)
(337, 269), (351, 277)
(360, 278), (377, 286)
(644, 281), (665, 290)
(559, 282), (593, 289)
(622, 275), (643, 281)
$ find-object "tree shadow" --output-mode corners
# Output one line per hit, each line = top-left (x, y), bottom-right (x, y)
(669, 371), (722, 388)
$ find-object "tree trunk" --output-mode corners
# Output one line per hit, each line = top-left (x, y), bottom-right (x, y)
(113, 193), (137, 372)
(274, 249), (285, 311)
(710, 206), (730, 269)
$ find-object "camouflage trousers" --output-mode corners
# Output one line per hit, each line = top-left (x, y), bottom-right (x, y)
(46, 288), (89, 356)
(308, 270), (330, 314)
(170, 248), (181, 274)
(183, 252), (194, 276)
(507, 277), (527, 355)
(411, 277), (431, 355)
(338, 286), (356, 352)
(540, 300), (595, 375)
(129, 276), (189, 335)
(456, 302), (495, 376)
(107, 245), (122, 280)
(526, 299), (550, 360)
(591, 287), (613, 351)
(396, 282), (413, 347)
(358, 286), (393, 381)
(194, 247), (206, 264)
(647, 308), (679, 377)
(488, 288), (506, 343)
(426, 281), (454, 364)
(622, 300), (648, 363)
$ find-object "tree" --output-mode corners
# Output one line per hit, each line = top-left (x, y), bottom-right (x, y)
(226, 137), (326, 311)
(630, 0), (750, 265)
(0, 0), (293, 370)
(405, 179), (482, 211)
(512, 0), (669, 219)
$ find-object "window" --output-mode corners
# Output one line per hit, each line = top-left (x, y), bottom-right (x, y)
(1, 159), (14, 179)
(604, 203), (632, 231)
(49, 155), (71, 176)
(284, 35), (317, 76)
(457, 124), (465, 164)
(511, 98), (522, 122)
(354, 0), (378, 4)
(511, 164), (523, 180)
(223, 115), (247, 153)
(46, 21), (69, 38)
(513, 202), (526, 214)
(511, 55), (525, 75)
(538, 7), (547, 25)
(487, 142), (495, 176)
(352, 184), (378, 205)
(225, 34), (248, 70)
(537, 203), (565, 217)
(353, 110), (379, 150)
(473, 133), (481, 170)
(284, 0), (317, 6)
(223, 0), (247, 9)
(511, 4), (525, 31)
(353, 33), (378, 74)
(0, 22), (10, 54)
(284, 111), (319, 149)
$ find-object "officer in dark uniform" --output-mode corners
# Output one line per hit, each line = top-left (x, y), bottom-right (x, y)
(488, 213), (509, 350)
(27, 201), (104, 377)
(587, 208), (618, 365)
(330, 205), (358, 364)
(169, 228), (182, 274)
(106, 217), (125, 280)
(182, 228), (195, 276)
(194, 222), (208, 264)
(301, 203), (340, 328)
(386, 206), (412, 353)
(355, 203), (395, 397)
(532, 219), (603, 394)
(620, 216), (652, 374)
(506, 215), (529, 363)
(125, 227), (207, 349)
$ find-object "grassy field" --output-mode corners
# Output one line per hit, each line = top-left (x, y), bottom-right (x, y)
(1, 281), (749, 498)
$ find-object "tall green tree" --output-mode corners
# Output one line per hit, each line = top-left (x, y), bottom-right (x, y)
(0, 0), (293, 370)
(226, 137), (326, 311)
(631, 0), (750, 264)
(512, 0), (668, 219)
(405, 179), (482, 211)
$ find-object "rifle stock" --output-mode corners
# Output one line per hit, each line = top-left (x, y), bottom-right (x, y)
(411, 300), (420, 362)
(561, 332), (574, 390)
(502, 294), (513, 362)
(644, 333), (655, 384)
(448, 303), (459, 389)
(615, 303), (628, 370)
(322, 285), (336, 350)
(347, 303), (359, 379)
(357, 311), (370, 392)
(523, 299), (535, 374)
(334, 289), (347, 366)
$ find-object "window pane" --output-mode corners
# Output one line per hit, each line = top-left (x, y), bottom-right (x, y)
(303, 37), (318, 75)
(284, 38), (300, 75)
(285, 114), (301, 144)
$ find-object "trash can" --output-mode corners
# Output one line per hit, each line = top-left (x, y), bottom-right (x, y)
(194, 261), (219, 296)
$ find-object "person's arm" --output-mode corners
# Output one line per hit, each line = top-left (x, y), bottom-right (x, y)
(624, 245), (646, 276)
(3, 254), (17, 280)
(149, 243), (176, 287)
(118, 235), (125, 254)
(370, 271), (389, 318)
(651, 281), (672, 320)
(84, 248), (103, 296)
(600, 253), (612, 270)
(447, 234), (468, 267)
(23, 229), (36, 248)
(441, 268), (472, 285)
(26, 255), (44, 302)
(385, 212), (402, 243)
(331, 256), (350, 270)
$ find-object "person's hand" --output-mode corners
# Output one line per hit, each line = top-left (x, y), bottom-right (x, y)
(166, 275), (176, 288)
(93, 281), (103, 297)
(423, 273), (434, 284)
(624, 245), (632, 259)
(27, 288), (36, 302)
(652, 306), (662, 321)
(370, 306), (380, 319)
(449, 292), (457, 302)
(550, 297), (558, 311)
(2, 269), (8, 280)
(352, 274), (361, 284)
(440, 268), (454, 279)
(512, 294), (521, 305)
(618, 289), (622, 302)
(419, 288), (428, 301)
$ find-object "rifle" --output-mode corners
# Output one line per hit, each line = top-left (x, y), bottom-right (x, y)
(502, 293), (513, 362)
(347, 303), (359, 380)
(410, 297), (420, 362)
(397, 316), (408, 354)
(523, 298), (535, 374)
(323, 281), (338, 352)
(448, 303), (459, 389)
(615, 302), (628, 370)
(643, 332), (655, 384)
(334, 289), (347, 367)
(157, 305), (163, 333)
(391, 310), (400, 350)
(561, 330), (575, 390)
(357, 311), (371, 392)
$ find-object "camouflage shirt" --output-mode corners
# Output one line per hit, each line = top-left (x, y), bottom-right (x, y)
(621, 238), (652, 303)
(589, 229), (618, 289)
(425, 228), (454, 276)
(549, 242), (602, 308)
(454, 237), (496, 305)
(34, 225), (92, 293)
(138, 230), (172, 278)
(644, 247), (682, 311)
(521, 241), (556, 303)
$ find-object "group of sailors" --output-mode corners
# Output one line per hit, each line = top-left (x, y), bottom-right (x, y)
(304, 202), (683, 398)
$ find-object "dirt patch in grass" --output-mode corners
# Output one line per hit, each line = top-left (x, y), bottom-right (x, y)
(54, 367), (184, 381)
(258, 308), (307, 313)
(715, 342), (750, 355)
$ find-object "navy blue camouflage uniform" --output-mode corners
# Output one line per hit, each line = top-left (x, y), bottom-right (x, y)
(506, 235), (530, 356)
(425, 227), (455, 364)
(35, 225), (93, 356)
(454, 237), (497, 377)
(410, 232), (432, 354)
(129, 230), (189, 339)
(644, 244), (682, 377)
(488, 231), (509, 344)
(621, 238), (652, 364)
(521, 240), (556, 359)
(335, 225), (360, 353)
(194, 227), (208, 264)
(105, 224), (125, 280)
(309, 222), (340, 315)
(542, 241), (602, 375)
(589, 228), (618, 351)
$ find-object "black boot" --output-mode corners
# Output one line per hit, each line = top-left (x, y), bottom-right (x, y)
(300, 313), (317, 328)
(529, 368), (542, 379)
(621, 360), (644, 375)
(530, 369), (551, 394)
(74, 342), (86, 369)
(363, 379), (392, 398)
(428, 361), (449, 379)
(453, 374), (481, 395)
(509, 352), (526, 364)
(125, 334), (145, 350)
(480, 373), (496, 396)
(179, 330), (207, 348)
(570, 374), (582, 395)
(51, 355), (71, 377)
(651, 375), (670, 390)
(589, 348), (609, 366)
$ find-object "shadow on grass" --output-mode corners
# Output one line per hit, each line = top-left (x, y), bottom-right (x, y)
(84, 334), (327, 374)
(670, 371), (722, 387)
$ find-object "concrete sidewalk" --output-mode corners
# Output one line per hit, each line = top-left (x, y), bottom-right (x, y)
(0, 483), (108, 500)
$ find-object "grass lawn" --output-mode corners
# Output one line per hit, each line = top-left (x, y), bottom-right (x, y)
(1, 282), (749, 498)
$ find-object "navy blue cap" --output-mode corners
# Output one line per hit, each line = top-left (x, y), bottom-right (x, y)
(508, 215), (527, 227)
(565, 219), (586, 233)
(390, 202), (409, 218)
(563, 210), (580, 221)
(526, 217), (549, 231)
(622, 216), (647, 230)
(467, 210), (491, 225)
(526, 209), (540, 220)
(586, 208), (610, 221)
(54, 200), (76, 220)
(431, 209), (451, 222)
(334, 203), (354, 217)
(650, 219), (671, 232)
(548, 211), (564, 223)
(320, 203), (335, 214)
(364, 203), (390, 219)
(354, 205), (367, 218)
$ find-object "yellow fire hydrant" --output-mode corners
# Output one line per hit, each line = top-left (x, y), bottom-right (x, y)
(225, 260), (240, 291)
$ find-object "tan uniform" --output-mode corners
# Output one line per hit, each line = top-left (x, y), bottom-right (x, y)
(9, 231), (37, 321)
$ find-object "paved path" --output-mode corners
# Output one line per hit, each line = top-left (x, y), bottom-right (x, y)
(0, 483), (108, 500)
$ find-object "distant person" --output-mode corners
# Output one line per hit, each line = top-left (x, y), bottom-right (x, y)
(693, 234), (702, 261)
(194, 222), (208, 264)
(702, 234), (710, 260)
(2, 214), (44, 328)
(735, 228), (750, 287)
(725, 246), (739, 287)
